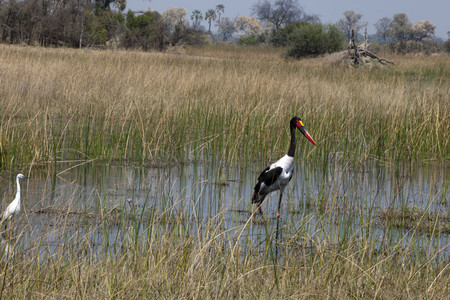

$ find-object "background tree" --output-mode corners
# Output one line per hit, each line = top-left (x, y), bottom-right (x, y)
(122, 10), (165, 50)
(84, 9), (123, 47)
(0, 0), (100, 47)
(0, 0), (35, 44)
(190, 9), (203, 29)
(84, 12), (109, 46)
(94, 0), (126, 12)
(374, 17), (391, 43)
(411, 20), (435, 41)
(337, 10), (367, 41)
(215, 4), (224, 22)
(389, 13), (411, 41)
(235, 16), (263, 37)
(205, 9), (216, 32)
(162, 7), (188, 33)
(113, 0), (126, 12)
(235, 15), (264, 45)
(286, 23), (344, 58)
(252, 0), (315, 31)
(217, 17), (235, 41)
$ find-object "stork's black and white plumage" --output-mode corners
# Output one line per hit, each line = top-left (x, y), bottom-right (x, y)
(252, 116), (317, 217)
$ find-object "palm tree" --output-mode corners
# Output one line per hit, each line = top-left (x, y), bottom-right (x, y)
(205, 9), (216, 32)
(191, 10), (203, 29)
(215, 4), (224, 22)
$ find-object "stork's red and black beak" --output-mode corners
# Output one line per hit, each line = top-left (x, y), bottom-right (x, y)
(296, 120), (317, 146)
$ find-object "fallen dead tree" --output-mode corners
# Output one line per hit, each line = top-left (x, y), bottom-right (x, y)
(325, 29), (395, 67)
(348, 28), (394, 66)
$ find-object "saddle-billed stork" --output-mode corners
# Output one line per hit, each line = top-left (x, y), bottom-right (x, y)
(251, 117), (316, 251)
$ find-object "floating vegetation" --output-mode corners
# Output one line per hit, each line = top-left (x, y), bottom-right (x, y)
(378, 206), (450, 234)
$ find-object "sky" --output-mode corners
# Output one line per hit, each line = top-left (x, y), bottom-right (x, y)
(125, 0), (449, 39)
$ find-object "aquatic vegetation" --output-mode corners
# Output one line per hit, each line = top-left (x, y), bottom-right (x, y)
(378, 206), (450, 234)
(0, 45), (448, 170)
(0, 162), (446, 298)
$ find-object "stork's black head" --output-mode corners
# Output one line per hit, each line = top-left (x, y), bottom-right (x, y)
(290, 116), (317, 146)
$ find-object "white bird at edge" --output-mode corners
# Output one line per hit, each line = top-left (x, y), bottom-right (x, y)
(1, 173), (28, 225)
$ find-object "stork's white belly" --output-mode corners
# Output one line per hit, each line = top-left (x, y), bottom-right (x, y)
(277, 169), (292, 186)
(268, 154), (294, 190)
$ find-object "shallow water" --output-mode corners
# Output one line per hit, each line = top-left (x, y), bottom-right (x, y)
(2, 160), (449, 258)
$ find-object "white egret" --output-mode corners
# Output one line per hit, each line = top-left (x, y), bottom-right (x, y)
(1, 173), (28, 226)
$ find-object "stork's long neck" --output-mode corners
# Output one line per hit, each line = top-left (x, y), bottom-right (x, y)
(15, 176), (21, 201)
(287, 126), (296, 157)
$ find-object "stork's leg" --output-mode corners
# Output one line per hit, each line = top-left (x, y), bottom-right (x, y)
(275, 191), (283, 259)
(257, 202), (263, 215)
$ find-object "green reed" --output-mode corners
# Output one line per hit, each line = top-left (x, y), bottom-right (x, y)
(0, 45), (448, 171)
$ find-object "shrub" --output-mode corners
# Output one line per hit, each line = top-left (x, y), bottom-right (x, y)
(286, 23), (345, 58)
(270, 21), (309, 46)
(238, 34), (265, 46)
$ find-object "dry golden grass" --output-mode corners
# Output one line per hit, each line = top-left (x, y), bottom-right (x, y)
(0, 44), (448, 169)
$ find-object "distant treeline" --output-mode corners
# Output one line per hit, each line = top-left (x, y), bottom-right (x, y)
(0, 0), (205, 50)
(0, 0), (345, 57)
(1, 0), (447, 54)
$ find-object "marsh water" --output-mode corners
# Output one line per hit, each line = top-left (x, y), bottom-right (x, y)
(2, 159), (449, 258)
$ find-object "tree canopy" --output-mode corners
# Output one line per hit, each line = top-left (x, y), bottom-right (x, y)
(252, 0), (317, 30)
(337, 10), (367, 41)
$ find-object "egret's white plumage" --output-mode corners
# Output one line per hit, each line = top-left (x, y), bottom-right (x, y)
(2, 173), (27, 223)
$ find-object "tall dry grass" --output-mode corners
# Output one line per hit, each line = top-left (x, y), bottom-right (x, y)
(0, 44), (448, 170)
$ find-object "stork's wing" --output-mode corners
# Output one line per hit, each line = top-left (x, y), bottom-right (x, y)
(254, 166), (283, 193)
(260, 166), (283, 186)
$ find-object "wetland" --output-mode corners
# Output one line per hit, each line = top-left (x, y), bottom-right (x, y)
(0, 44), (448, 298)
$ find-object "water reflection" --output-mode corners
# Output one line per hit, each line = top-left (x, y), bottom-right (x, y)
(5, 160), (449, 258)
